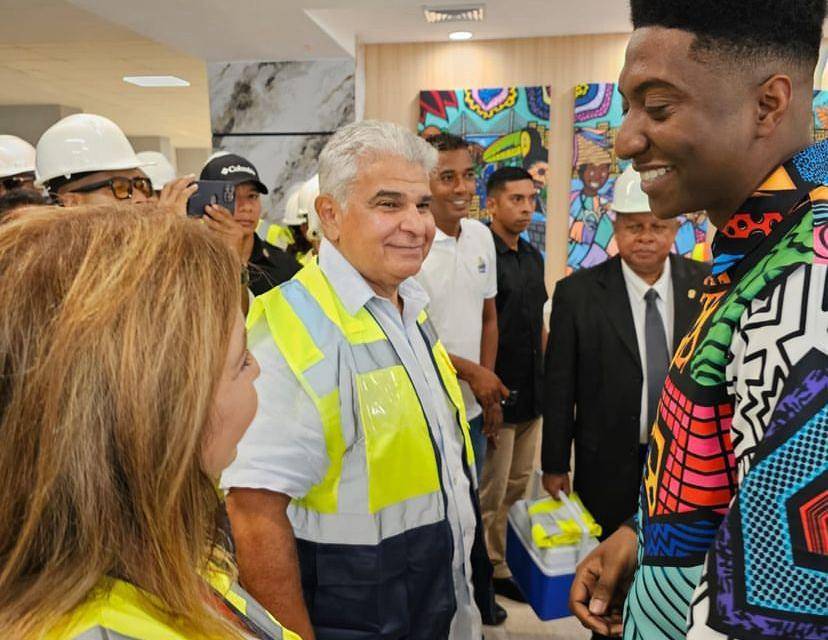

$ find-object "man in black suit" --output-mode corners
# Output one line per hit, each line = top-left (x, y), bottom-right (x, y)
(541, 166), (708, 540)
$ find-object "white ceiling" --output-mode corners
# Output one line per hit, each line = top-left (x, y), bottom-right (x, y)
(310, 0), (633, 56)
(0, 0), (635, 152)
(70, 0), (634, 60)
(0, 0), (212, 148)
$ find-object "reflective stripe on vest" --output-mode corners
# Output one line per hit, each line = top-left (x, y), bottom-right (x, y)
(212, 570), (290, 640)
(250, 260), (474, 545)
(73, 629), (138, 640)
(50, 571), (298, 640)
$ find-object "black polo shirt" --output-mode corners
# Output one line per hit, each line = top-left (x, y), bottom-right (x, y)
(491, 229), (547, 423)
(248, 233), (302, 296)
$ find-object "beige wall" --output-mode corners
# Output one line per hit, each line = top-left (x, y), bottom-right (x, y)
(363, 33), (631, 288)
(0, 104), (82, 146)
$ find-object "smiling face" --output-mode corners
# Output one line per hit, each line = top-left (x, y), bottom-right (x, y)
(579, 162), (611, 196)
(616, 27), (767, 222)
(428, 148), (475, 230)
(319, 154), (435, 298)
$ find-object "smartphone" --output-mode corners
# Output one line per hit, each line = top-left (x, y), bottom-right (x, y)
(502, 390), (519, 408)
(186, 180), (236, 218)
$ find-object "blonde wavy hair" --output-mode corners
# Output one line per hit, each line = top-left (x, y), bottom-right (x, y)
(0, 205), (244, 638)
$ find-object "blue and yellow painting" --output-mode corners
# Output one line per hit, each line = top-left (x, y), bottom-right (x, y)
(812, 89), (828, 140)
(418, 86), (551, 254)
(569, 83), (709, 274)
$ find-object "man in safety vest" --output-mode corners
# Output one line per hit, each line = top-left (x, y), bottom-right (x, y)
(223, 120), (485, 640)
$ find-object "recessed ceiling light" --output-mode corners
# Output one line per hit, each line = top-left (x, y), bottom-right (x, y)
(123, 75), (190, 88)
(449, 31), (473, 41)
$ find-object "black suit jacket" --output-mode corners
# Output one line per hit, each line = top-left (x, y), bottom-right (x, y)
(541, 254), (708, 536)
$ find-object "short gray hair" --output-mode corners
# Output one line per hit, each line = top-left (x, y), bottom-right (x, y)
(318, 120), (438, 206)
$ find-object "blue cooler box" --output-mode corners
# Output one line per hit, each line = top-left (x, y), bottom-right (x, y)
(505, 498), (597, 621)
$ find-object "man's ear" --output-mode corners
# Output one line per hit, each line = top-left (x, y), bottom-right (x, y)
(315, 194), (341, 242)
(755, 74), (793, 138)
(486, 194), (498, 218)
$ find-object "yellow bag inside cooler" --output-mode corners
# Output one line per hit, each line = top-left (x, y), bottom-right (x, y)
(527, 492), (602, 549)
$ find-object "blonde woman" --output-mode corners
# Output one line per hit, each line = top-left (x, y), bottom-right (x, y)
(0, 205), (300, 640)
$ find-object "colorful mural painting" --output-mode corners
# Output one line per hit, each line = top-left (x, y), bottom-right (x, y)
(569, 83), (710, 273)
(418, 86), (552, 253)
(813, 89), (828, 140)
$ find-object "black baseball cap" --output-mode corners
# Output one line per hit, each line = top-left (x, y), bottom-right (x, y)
(200, 152), (268, 194)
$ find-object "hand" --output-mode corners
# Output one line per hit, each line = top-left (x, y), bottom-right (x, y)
(468, 364), (509, 408)
(204, 204), (251, 263)
(569, 525), (637, 637)
(543, 472), (571, 498)
(158, 175), (197, 216)
(482, 402), (502, 448)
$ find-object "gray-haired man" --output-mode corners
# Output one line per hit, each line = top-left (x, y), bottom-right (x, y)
(222, 121), (484, 640)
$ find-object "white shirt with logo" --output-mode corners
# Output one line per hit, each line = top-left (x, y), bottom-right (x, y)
(416, 218), (498, 421)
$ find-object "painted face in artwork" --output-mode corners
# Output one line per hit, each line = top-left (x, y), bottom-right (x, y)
(527, 160), (549, 190)
(579, 162), (611, 196)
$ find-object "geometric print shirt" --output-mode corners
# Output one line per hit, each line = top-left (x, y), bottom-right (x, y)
(623, 141), (828, 639)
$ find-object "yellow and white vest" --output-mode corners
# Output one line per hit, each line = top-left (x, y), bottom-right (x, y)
(249, 259), (476, 638)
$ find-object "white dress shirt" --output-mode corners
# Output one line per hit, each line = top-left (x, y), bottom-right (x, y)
(620, 257), (674, 443)
(416, 218), (498, 421)
(222, 239), (481, 639)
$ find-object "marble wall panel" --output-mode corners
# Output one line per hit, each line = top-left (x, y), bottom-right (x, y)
(208, 60), (355, 220)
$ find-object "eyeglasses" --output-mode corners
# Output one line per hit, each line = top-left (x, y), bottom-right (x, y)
(1, 174), (35, 191)
(68, 176), (153, 200)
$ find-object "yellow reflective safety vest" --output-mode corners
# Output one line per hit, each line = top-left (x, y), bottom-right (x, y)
(248, 259), (476, 639)
(296, 250), (314, 266)
(256, 220), (294, 250)
(45, 568), (301, 640)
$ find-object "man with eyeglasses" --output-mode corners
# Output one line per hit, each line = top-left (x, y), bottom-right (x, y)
(542, 166), (707, 561)
(35, 113), (194, 212)
(0, 135), (37, 197)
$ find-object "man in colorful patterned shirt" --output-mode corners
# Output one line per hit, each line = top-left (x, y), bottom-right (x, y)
(569, 1), (828, 639)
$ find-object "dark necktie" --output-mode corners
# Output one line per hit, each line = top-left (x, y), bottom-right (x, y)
(644, 288), (670, 430)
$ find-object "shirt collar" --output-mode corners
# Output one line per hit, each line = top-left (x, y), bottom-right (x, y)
(249, 233), (265, 262)
(621, 256), (671, 302)
(317, 238), (430, 319)
(491, 228), (525, 255)
(711, 140), (828, 276)
(433, 217), (468, 243)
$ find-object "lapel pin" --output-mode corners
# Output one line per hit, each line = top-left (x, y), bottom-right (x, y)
(688, 289), (697, 300)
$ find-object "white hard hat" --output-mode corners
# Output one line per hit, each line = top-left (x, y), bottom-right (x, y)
(299, 175), (321, 240)
(35, 114), (146, 185)
(281, 183), (305, 226)
(612, 165), (650, 214)
(0, 135), (36, 179)
(136, 151), (176, 191)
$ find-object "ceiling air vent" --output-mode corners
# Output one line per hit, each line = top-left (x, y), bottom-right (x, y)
(423, 4), (485, 24)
